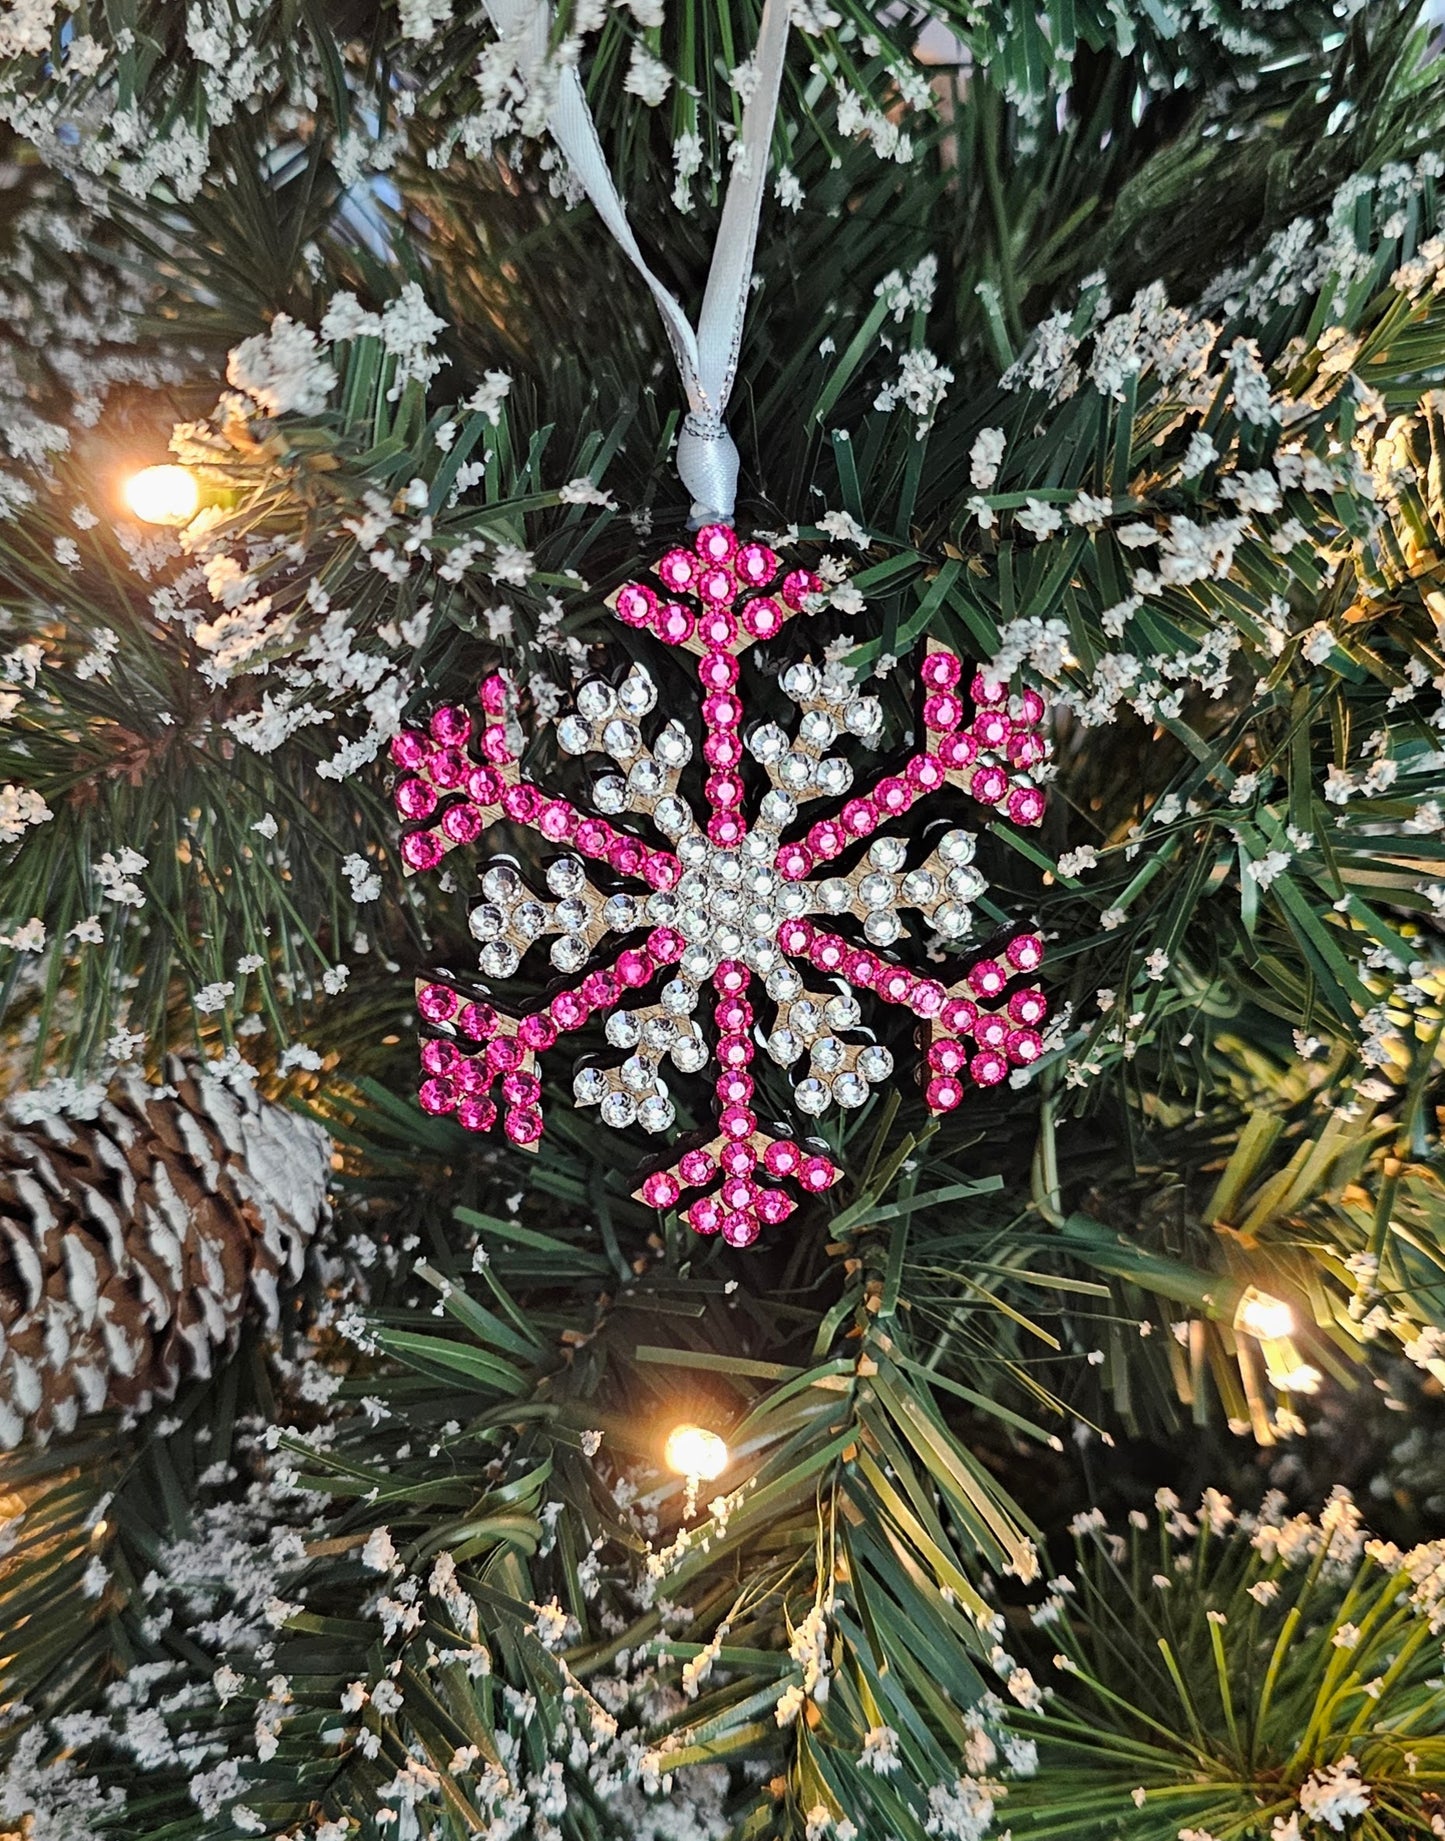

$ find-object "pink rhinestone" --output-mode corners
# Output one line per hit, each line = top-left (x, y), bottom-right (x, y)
(549, 991), (589, 1031)
(742, 597), (784, 640)
(456, 1096), (498, 1133)
(418, 1076), (456, 1115)
(538, 800), (576, 841)
(453, 1058), (489, 1096)
(875, 777), (912, 816)
(401, 832), (444, 872)
(418, 983), (459, 1025)
(707, 814), (745, 848)
(518, 1014), (557, 1052)
(688, 1196), (723, 1236)
(428, 746), (467, 791)
(970, 1050), (1008, 1087)
(395, 776), (437, 820)
(763, 1140), (801, 1177)
(391, 730), (428, 770)
(715, 996), (752, 1032)
(910, 980), (946, 1018)
(736, 543), (778, 586)
(779, 566), (815, 607)
(487, 1036), (522, 1073)
(973, 1014), (1009, 1051)
(457, 1001), (497, 1039)
(907, 754), (945, 792)
(699, 617), (737, 655)
(501, 783), (541, 824)
(421, 1037), (459, 1076)
(679, 1149), (718, 1186)
(841, 950), (878, 987)
(807, 820), (845, 861)
(969, 960), (1007, 999)
(430, 705), (472, 747)
(1008, 787), (1046, 825)
(1008, 731), (1046, 769)
(580, 970), (618, 1008)
(880, 968), (913, 1004)
(648, 926), (685, 962)
(717, 1071), (754, 1105)
(928, 1038), (967, 1076)
(719, 1105), (756, 1140)
(705, 772), (744, 810)
(718, 1034), (752, 1069)
(777, 844), (813, 882)
(939, 733), (978, 771)
(645, 853), (681, 890)
(798, 1155), (836, 1192)
(696, 523), (738, 563)
(721, 1176), (756, 1212)
(698, 566), (734, 604)
(442, 803), (484, 845)
(925, 1076), (964, 1112)
(921, 651), (962, 690)
(755, 1188), (795, 1225)
(810, 935), (846, 974)
(479, 674), (510, 715)
(941, 997), (977, 1034)
(1007, 934), (1044, 972)
(504, 1106), (544, 1146)
(1008, 1028), (1044, 1063)
(503, 1070), (541, 1106)
(722, 1212), (761, 1248)
(479, 724), (514, 765)
(702, 692), (741, 729)
(658, 548), (697, 591)
(641, 1169), (682, 1209)
(1016, 688), (1045, 725)
(468, 766), (504, 806)
(777, 918), (814, 956)
(576, 819), (613, 857)
(703, 731), (742, 768)
(1009, 989), (1048, 1026)
(616, 949), (652, 988)
(608, 838), (645, 875)
(923, 692), (963, 732)
(841, 799), (878, 837)
(615, 583), (656, 628)
(971, 765), (1007, 804)
(655, 602), (695, 644)
(720, 1141), (757, 1176)
(716, 961), (749, 995)
(972, 710), (1010, 749)
(970, 672), (1007, 708)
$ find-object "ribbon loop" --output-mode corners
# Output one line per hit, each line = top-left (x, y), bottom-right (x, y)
(482, 0), (788, 523)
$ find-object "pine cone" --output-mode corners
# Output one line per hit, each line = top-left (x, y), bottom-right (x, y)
(0, 1063), (331, 1445)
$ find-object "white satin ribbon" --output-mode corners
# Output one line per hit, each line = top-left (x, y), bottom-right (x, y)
(482, 0), (789, 524)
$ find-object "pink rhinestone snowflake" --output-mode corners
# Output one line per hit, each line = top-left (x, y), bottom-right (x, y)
(394, 525), (1049, 1249)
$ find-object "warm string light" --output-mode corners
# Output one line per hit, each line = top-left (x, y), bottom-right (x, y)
(665, 1422), (728, 1517)
(1234, 1289), (1294, 1342)
(123, 464), (200, 526)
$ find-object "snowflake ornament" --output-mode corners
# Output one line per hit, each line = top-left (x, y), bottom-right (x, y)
(392, 525), (1050, 1249)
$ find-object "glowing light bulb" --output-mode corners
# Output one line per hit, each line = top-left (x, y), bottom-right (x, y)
(664, 1423), (728, 1482)
(124, 464), (199, 525)
(1235, 1289), (1294, 1341)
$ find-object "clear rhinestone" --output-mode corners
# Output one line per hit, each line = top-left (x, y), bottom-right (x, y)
(858, 872), (896, 909)
(642, 1017), (677, 1049)
(599, 1092), (637, 1129)
(744, 903), (778, 937)
(790, 999), (822, 1036)
(749, 723), (789, 764)
(677, 835), (709, 869)
(554, 898), (590, 934)
(661, 979), (699, 1015)
(618, 666), (657, 716)
(845, 697), (883, 737)
(654, 722), (691, 767)
(780, 752), (814, 790)
(766, 1029), (804, 1066)
(680, 945), (716, 982)
(868, 837), (907, 873)
(653, 796), (691, 836)
(821, 666), (854, 705)
(556, 715), (592, 755)
(638, 1095), (675, 1133)
(825, 994), (861, 1030)
(620, 1055), (654, 1094)
(815, 757), (853, 797)
(759, 789), (797, 829)
(938, 828), (976, 866)
(479, 941), (519, 978)
(863, 910), (903, 947)
(602, 893), (638, 931)
(513, 900), (548, 940)
(777, 885), (809, 917)
(574, 1067), (608, 1104)
(767, 964), (804, 1001)
(800, 710), (838, 750)
(708, 886), (743, 921)
(576, 679), (617, 721)
(550, 935), (588, 972)
(858, 1045), (893, 1082)
(678, 905), (710, 942)
(946, 865), (987, 901)
(469, 903), (506, 942)
(602, 717), (641, 759)
(628, 760), (663, 801)
(740, 831), (773, 864)
(743, 940), (780, 974)
(711, 923), (744, 956)
(793, 1077), (830, 1115)
(811, 1035), (846, 1074)
(593, 775), (627, 814)
(646, 892), (679, 925)
(482, 864), (522, 903)
(934, 902), (972, 938)
(605, 1011), (642, 1048)
(902, 869), (939, 905)
(781, 662), (820, 701)
(817, 878), (852, 914)
(546, 856), (585, 897)
(833, 1072), (869, 1108)
(670, 1032), (708, 1073)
